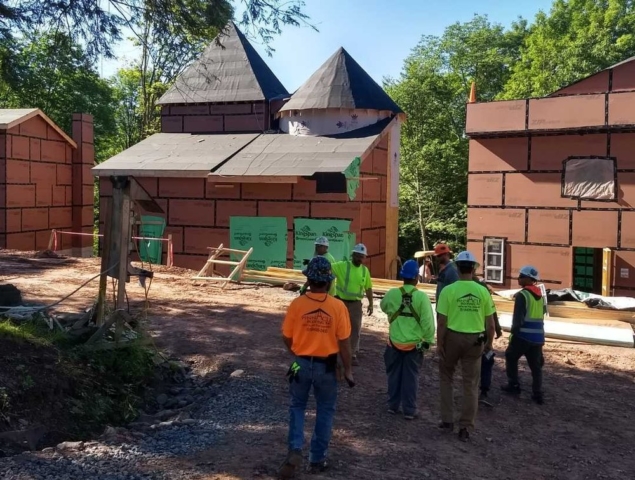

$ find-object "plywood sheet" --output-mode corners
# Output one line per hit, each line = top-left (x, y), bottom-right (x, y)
(509, 244), (571, 285)
(530, 134), (607, 171)
(529, 95), (605, 130)
(610, 133), (635, 169)
(467, 208), (525, 242)
(468, 138), (528, 172)
(465, 100), (526, 134)
(552, 71), (609, 96)
(527, 210), (570, 245)
(612, 60), (635, 92)
(612, 251), (635, 288)
(572, 210), (618, 248)
(467, 174), (502, 206)
(619, 211), (635, 248)
(505, 173), (577, 208)
(608, 92), (635, 126)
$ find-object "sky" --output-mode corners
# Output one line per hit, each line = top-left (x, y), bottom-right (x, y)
(102, 0), (555, 91)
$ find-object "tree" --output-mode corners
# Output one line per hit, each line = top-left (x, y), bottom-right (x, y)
(0, 1), (312, 83)
(0, 31), (117, 163)
(386, 15), (527, 257)
(501, 0), (635, 99)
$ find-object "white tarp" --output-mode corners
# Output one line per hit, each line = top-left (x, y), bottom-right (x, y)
(495, 288), (635, 310)
(280, 109), (390, 136)
(562, 157), (616, 200)
(497, 313), (634, 348)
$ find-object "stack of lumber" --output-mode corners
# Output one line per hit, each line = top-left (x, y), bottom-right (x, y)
(241, 267), (635, 326)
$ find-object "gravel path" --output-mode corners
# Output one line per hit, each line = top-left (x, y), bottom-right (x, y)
(0, 374), (285, 480)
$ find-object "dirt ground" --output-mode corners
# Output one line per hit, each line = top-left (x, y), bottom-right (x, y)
(2, 251), (635, 480)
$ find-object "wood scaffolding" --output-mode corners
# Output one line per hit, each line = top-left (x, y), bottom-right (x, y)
(192, 244), (253, 289)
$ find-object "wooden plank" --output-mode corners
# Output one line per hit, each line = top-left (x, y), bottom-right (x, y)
(207, 175), (299, 184)
(602, 248), (612, 297)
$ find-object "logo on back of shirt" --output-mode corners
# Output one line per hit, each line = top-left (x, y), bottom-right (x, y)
(303, 308), (333, 334)
(457, 293), (481, 313)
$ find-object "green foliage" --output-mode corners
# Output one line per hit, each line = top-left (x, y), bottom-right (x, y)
(0, 31), (117, 163)
(386, 15), (527, 257)
(501, 0), (635, 99)
(0, 317), (157, 433)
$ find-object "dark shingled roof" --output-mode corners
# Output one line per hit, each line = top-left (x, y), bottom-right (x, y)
(157, 22), (288, 105)
(279, 47), (402, 114)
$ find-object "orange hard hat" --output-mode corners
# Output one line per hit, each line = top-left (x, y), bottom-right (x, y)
(434, 243), (452, 256)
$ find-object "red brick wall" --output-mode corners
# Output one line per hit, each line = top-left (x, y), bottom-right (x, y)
(468, 130), (635, 294)
(1, 115), (76, 251)
(98, 144), (391, 277)
(161, 102), (269, 134)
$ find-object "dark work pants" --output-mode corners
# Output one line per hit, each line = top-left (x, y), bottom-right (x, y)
(384, 345), (423, 416)
(480, 352), (495, 393)
(505, 336), (544, 395)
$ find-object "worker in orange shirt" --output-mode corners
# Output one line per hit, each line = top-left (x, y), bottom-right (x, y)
(279, 256), (354, 478)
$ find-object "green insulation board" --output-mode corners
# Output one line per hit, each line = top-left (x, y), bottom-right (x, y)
(344, 156), (361, 200)
(293, 219), (355, 270)
(229, 216), (288, 271)
(138, 215), (166, 264)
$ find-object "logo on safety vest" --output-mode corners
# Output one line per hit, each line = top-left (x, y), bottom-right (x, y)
(457, 293), (481, 313)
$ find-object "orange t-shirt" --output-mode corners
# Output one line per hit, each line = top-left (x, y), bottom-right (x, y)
(282, 293), (351, 357)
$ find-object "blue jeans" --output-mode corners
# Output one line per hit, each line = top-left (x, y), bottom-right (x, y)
(384, 345), (423, 415)
(480, 352), (496, 393)
(288, 357), (338, 463)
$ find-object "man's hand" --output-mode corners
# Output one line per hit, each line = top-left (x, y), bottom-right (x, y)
(344, 368), (355, 388)
(484, 342), (493, 353)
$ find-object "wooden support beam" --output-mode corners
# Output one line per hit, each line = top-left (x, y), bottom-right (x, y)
(207, 175), (299, 184)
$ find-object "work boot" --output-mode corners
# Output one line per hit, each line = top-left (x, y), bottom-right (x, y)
(307, 460), (328, 474)
(501, 383), (521, 395)
(438, 421), (454, 431)
(458, 428), (470, 442)
(403, 412), (419, 420)
(278, 449), (302, 479)
(531, 393), (544, 405)
(479, 390), (493, 407)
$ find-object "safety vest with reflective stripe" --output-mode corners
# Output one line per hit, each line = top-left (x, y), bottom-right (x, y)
(517, 289), (545, 345)
(335, 261), (368, 301)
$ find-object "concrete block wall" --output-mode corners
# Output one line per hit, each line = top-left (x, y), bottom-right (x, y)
(161, 102), (269, 133)
(1, 116), (75, 251)
(467, 132), (635, 293)
(98, 143), (390, 277)
(71, 114), (96, 256)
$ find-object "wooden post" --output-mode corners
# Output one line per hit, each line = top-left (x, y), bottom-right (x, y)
(96, 197), (113, 327)
(167, 234), (173, 267)
(115, 178), (132, 345)
(602, 248), (613, 297)
(48, 230), (56, 251)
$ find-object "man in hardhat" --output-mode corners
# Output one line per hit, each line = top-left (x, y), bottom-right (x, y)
(436, 251), (496, 442)
(380, 259), (435, 419)
(279, 256), (353, 477)
(434, 243), (459, 306)
(331, 243), (374, 366)
(501, 265), (545, 405)
(300, 237), (336, 296)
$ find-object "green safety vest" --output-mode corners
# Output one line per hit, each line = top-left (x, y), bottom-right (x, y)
(335, 261), (368, 301)
(516, 290), (545, 345)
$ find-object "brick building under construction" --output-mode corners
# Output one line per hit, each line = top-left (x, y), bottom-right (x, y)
(94, 22), (403, 278)
(466, 57), (635, 296)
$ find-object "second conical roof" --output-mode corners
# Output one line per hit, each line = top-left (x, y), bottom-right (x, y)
(279, 47), (402, 113)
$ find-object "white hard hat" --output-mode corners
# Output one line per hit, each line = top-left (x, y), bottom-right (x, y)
(455, 251), (479, 267)
(352, 243), (368, 256)
(519, 265), (540, 281)
(315, 236), (329, 247)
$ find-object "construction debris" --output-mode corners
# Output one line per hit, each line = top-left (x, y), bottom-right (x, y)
(193, 244), (253, 289)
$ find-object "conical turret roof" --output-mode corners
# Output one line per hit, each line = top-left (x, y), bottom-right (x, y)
(279, 47), (402, 113)
(158, 22), (288, 104)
